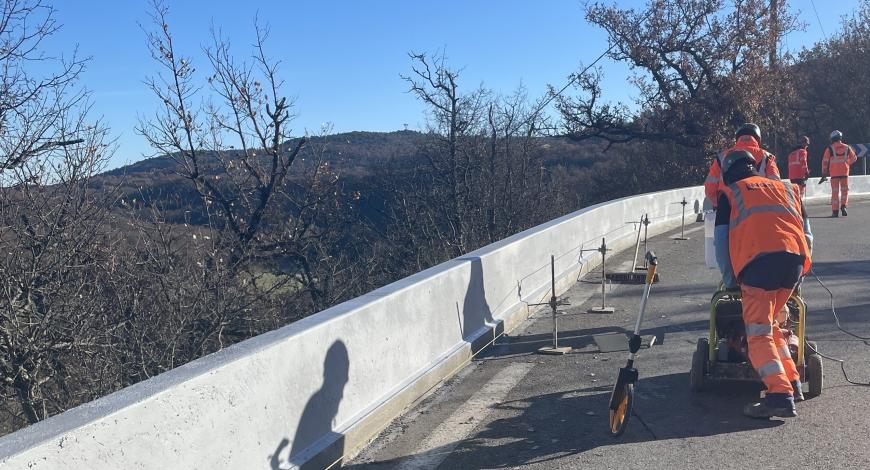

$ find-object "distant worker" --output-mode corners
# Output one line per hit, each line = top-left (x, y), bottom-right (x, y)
(715, 150), (813, 419)
(705, 123), (780, 208)
(820, 130), (858, 217)
(787, 136), (811, 199)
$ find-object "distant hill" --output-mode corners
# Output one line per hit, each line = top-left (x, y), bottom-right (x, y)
(91, 130), (614, 225)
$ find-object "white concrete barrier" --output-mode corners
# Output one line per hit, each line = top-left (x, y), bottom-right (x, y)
(4, 178), (865, 470)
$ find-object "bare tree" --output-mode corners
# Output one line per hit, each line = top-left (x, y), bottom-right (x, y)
(388, 53), (566, 270)
(0, 0), (87, 172)
(555, 0), (799, 158)
(0, 111), (120, 427)
(138, 1), (377, 316)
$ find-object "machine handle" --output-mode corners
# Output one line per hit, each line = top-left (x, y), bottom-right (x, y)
(644, 251), (658, 284)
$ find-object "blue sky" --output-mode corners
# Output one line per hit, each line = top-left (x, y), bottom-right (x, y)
(43, 0), (861, 169)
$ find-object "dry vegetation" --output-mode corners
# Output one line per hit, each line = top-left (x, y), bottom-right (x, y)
(1, 0), (869, 434)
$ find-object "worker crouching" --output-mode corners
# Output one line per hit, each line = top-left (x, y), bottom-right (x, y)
(714, 150), (814, 419)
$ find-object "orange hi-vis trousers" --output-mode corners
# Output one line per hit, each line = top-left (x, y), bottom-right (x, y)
(741, 285), (801, 394)
(831, 177), (849, 211)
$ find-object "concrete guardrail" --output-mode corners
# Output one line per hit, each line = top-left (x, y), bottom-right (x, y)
(1, 175), (867, 469)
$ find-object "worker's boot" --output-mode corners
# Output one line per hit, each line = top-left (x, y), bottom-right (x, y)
(841, 206), (848, 217)
(791, 380), (804, 402)
(832, 209), (839, 217)
(743, 393), (796, 419)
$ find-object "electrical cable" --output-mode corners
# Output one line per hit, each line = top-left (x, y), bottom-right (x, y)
(809, 268), (870, 341)
(525, 7), (657, 129)
(807, 268), (870, 386)
(807, 0), (828, 40)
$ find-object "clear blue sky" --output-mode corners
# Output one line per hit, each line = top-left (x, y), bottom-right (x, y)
(42, 0), (861, 169)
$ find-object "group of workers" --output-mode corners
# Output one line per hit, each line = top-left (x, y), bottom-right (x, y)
(703, 123), (859, 419)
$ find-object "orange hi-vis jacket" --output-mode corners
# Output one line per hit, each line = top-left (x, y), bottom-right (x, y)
(822, 142), (857, 177)
(720, 176), (811, 278)
(787, 148), (809, 180)
(705, 135), (780, 206)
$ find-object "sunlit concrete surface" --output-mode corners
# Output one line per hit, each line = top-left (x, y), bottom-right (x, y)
(349, 197), (870, 470)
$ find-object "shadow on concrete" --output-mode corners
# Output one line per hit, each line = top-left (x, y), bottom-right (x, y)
(345, 373), (781, 469)
(459, 257), (500, 353)
(270, 341), (350, 470)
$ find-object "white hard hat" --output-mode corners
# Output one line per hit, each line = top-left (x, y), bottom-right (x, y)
(830, 130), (843, 141)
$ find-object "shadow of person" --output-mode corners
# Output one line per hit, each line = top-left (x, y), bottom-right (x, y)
(459, 257), (500, 354)
(345, 373), (783, 469)
(271, 341), (350, 470)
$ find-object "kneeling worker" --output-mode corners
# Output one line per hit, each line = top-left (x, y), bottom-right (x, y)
(714, 150), (814, 418)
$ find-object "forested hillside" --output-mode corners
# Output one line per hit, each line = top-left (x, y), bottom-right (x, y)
(1, 0), (868, 435)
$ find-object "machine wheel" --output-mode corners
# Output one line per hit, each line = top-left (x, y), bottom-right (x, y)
(805, 353), (823, 398)
(690, 338), (708, 392)
(608, 382), (634, 437)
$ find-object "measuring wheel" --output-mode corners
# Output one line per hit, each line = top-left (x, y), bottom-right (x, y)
(608, 382), (634, 437)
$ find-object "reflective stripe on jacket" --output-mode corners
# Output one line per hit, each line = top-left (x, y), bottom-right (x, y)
(822, 142), (857, 177)
(787, 148), (808, 180)
(720, 176), (811, 278)
(704, 135), (780, 206)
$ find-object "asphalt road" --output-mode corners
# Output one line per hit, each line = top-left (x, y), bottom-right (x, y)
(348, 197), (870, 470)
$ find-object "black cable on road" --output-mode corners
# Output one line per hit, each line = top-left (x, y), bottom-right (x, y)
(808, 268), (870, 386)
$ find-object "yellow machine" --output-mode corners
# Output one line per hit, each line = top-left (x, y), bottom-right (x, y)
(690, 289), (823, 397)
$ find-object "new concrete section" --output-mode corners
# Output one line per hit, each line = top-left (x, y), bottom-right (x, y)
(350, 197), (870, 470)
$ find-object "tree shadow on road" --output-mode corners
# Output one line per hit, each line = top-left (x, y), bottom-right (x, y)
(346, 372), (782, 469)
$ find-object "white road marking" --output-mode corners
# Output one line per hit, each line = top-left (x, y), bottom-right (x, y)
(395, 362), (535, 470)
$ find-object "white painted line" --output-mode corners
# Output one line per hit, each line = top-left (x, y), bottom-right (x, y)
(395, 362), (535, 470)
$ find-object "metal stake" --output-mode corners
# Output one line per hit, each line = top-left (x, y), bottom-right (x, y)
(673, 198), (690, 240)
(630, 214), (644, 272)
(586, 238), (615, 313)
(636, 214), (651, 270)
(534, 255), (572, 355)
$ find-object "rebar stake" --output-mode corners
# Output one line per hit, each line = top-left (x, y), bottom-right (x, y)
(585, 238), (615, 313)
(533, 255), (572, 355)
(673, 198), (690, 241)
(630, 214), (644, 272)
(637, 214), (651, 270)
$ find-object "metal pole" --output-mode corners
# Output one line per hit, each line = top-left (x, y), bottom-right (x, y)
(674, 199), (690, 240)
(630, 214), (643, 272)
(551, 255), (557, 349)
(642, 214), (650, 269)
(586, 238), (615, 313)
(681, 198), (686, 239)
(600, 238), (607, 309)
(535, 255), (572, 354)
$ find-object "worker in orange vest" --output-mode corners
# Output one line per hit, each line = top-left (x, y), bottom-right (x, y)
(705, 123), (780, 208)
(714, 149), (813, 419)
(821, 130), (858, 217)
(787, 136), (810, 199)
